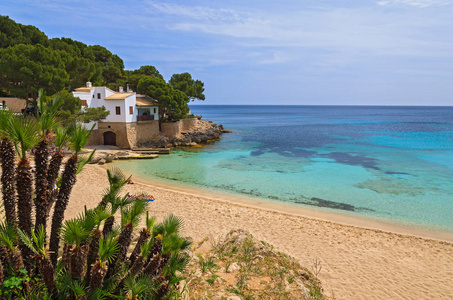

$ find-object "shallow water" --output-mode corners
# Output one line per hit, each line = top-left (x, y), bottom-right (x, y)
(115, 105), (453, 231)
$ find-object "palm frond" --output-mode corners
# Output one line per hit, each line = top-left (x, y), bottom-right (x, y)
(17, 225), (48, 258)
(0, 221), (17, 250)
(77, 149), (96, 174)
(98, 234), (119, 265)
(145, 212), (156, 231)
(7, 115), (42, 158)
(0, 109), (15, 135)
(164, 253), (190, 281)
(162, 214), (184, 237)
(53, 126), (70, 150)
(121, 200), (148, 227)
(68, 123), (95, 155)
(69, 280), (86, 298)
(162, 234), (192, 254)
(140, 239), (153, 258)
(61, 218), (90, 247)
(92, 206), (112, 228)
(123, 274), (153, 299)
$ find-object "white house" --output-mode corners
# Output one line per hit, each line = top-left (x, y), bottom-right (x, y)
(72, 82), (160, 148)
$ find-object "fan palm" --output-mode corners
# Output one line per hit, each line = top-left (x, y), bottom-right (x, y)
(85, 206), (111, 285)
(17, 225), (56, 298)
(101, 192), (133, 238)
(89, 234), (119, 293)
(7, 115), (42, 268)
(34, 90), (63, 232)
(105, 200), (149, 280)
(128, 211), (156, 267)
(0, 110), (17, 227)
(0, 221), (30, 293)
(60, 212), (94, 279)
(49, 124), (94, 266)
(39, 126), (71, 231)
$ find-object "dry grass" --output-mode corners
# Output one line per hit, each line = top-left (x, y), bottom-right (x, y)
(180, 229), (326, 300)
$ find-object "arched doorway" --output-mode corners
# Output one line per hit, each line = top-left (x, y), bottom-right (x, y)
(103, 131), (116, 146)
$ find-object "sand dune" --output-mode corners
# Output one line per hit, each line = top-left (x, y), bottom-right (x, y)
(66, 164), (453, 300)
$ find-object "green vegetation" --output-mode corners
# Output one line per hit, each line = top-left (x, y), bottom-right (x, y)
(183, 230), (325, 300)
(0, 97), (191, 299)
(0, 15), (205, 121)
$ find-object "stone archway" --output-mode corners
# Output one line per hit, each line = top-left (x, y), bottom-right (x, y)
(103, 131), (117, 146)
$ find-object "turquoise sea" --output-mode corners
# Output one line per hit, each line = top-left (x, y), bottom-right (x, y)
(114, 105), (453, 232)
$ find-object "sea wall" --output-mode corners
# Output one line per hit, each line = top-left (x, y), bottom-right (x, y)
(126, 121), (160, 148)
(161, 118), (199, 138)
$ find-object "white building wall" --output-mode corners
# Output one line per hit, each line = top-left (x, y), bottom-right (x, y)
(73, 87), (139, 123)
(124, 96), (137, 123)
(102, 99), (127, 122)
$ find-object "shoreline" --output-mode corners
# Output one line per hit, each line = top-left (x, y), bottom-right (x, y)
(110, 161), (453, 243)
(68, 164), (453, 299)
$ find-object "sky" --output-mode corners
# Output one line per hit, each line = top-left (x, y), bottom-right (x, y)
(1, 0), (453, 106)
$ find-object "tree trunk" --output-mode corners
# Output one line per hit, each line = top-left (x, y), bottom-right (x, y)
(85, 229), (101, 285)
(37, 256), (56, 300)
(0, 138), (16, 227)
(42, 150), (64, 230)
(128, 228), (150, 267)
(102, 216), (115, 237)
(115, 255), (145, 293)
(0, 256), (4, 286)
(89, 261), (107, 293)
(34, 139), (50, 232)
(61, 243), (72, 271)
(16, 158), (34, 270)
(16, 159), (33, 235)
(49, 154), (78, 266)
(70, 244), (89, 280)
(105, 223), (133, 280)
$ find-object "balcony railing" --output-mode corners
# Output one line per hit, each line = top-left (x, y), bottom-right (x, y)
(137, 115), (155, 122)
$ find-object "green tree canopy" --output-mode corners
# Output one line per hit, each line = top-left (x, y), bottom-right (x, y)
(136, 76), (190, 121)
(169, 72), (205, 101)
(0, 43), (69, 100)
(52, 90), (109, 125)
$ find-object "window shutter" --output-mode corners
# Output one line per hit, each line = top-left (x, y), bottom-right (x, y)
(116, 106), (121, 115)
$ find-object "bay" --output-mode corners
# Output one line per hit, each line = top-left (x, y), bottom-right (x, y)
(114, 105), (453, 232)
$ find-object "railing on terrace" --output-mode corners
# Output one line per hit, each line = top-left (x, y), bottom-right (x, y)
(137, 115), (155, 122)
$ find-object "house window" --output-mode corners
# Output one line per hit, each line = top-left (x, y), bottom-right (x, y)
(154, 108), (156, 114)
(92, 94), (94, 98)
(129, 106), (133, 115)
(116, 106), (121, 115)
(81, 100), (87, 106)
(97, 93), (101, 99)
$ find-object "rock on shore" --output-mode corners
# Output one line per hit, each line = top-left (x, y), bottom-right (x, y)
(171, 120), (223, 147)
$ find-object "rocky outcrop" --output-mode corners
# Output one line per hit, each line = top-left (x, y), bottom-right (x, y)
(171, 121), (223, 147)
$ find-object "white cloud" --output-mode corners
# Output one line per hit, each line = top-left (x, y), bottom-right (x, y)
(377, 0), (452, 7)
(146, 1), (244, 22)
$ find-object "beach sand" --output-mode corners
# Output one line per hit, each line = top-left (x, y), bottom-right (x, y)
(65, 164), (453, 299)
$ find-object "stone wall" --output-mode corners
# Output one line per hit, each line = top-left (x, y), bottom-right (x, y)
(85, 118), (197, 149)
(95, 122), (131, 148)
(126, 120), (160, 148)
(86, 120), (161, 149)
(161, 118), (199, 138)
(180, 118), (198, 131)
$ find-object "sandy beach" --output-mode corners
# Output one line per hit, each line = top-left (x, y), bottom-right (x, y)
(65, 163), (453, 299)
